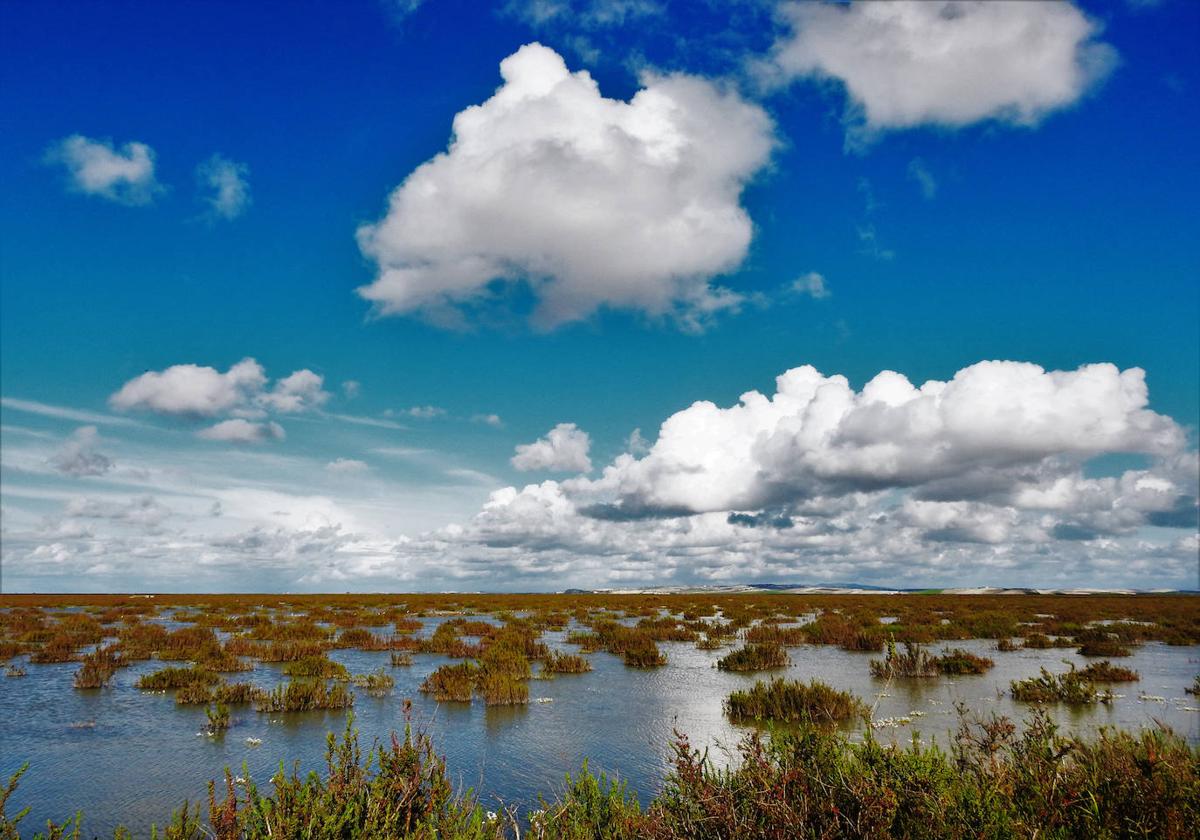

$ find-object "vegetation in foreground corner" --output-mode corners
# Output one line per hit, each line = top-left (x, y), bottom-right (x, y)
(4, 708), (1198, 839)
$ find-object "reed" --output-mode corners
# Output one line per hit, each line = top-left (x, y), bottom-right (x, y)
(213, 682), (258, 704)
(934, 648), (994, 675)
(73, 644), (122, 689)
(1077, 639), (1133, 657)
(478, 670), (529, 706)
(1010, 666), (1112, 704)
(1077, 661), (1139, 682)
(542, 650), (592, 673)
(205, 702), (231, 734)
(253, 680), (354, 712)
(419, 662), (479, 702)
(3, 665), (26, 678)
(281, 655), (349, 680)
(869, 640), (939, 678)
(716, 643), (789, 672)
(175, 683), (216, 705)
(259, 640), (329, 662)
(725, 678), (867, 725)
(351, 668), (395, 697)
(389, 651), (414, 667)
(135, 665), (220, 692)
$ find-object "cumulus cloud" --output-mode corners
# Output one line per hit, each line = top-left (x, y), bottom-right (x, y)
(357, 43), (775, 331)
(473, 413), (504, 428)
(326, 458), (370, 474)
(48, 426), (114, 477)
(257, 370), (330, 413)
(197, 419), (285, 444)
(789, 271), (830, 300)
(45, 135), (163, 205)
(763, 1), (1116, 141)
(109, 358), (328, 420)
(595, 361), (1183, 515)
(512, 422), (593, 473)
(196, 154), (251, 220)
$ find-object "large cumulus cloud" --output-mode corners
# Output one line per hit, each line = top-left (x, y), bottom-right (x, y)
(356, 43), (775, 330)
(764, 1), (1116, 140)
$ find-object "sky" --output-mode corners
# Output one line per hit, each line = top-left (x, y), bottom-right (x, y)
(1, 0), (1197, 593)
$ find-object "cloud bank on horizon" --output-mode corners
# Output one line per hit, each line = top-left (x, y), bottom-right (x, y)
(2, 0), (1197, 592)
(2, 359), (1196, 592)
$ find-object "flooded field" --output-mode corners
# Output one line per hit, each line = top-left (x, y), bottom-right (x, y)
(1, 594), (1197, 836)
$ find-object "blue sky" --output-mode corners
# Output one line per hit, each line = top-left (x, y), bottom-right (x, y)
(1, 0), (1197, 592)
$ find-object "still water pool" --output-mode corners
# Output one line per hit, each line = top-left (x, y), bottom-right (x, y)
(2, 619), (1197, 837)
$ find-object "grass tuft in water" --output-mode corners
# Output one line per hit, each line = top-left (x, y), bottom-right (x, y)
(715, 643), (789, 672)
(725, 678), (867, 725)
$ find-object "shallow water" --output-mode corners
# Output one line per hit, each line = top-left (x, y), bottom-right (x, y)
(1, 620), (1197, 838)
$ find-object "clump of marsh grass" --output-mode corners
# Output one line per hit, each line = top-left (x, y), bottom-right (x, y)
(389, 651), (413, 667)
(281, 655), (348, 680)
(996, 638), (1020, 652)
(73, 644), (122, 689)
(1021, 632), (1055, 649)
(136, 665), (220, 692)
(3, 664), (26, 678)
(205, 702), (231, 735)
(870, 640), (939, 678)
(351, 668), (395, 697)
(933, 648), (995, 675)
(726, 678), (867, 726)
(478, 671), (529, 706)
(1078, 639), (1133, 657)
(175, 683), (217, 705)
(541, 650), (591, 674)
(1077, 660), (1139, 683)
(253, 680), (354, 712)
(1011, 666), (1113, 705)
(212, 682), (257, 704)
(716, 643), (789, 672)
(419, 662), (479, 702)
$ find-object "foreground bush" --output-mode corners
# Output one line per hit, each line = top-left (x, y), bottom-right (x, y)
(5, 708), (1197, 839)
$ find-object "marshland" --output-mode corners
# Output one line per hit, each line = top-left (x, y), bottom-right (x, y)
(0, 592), (1197, 837)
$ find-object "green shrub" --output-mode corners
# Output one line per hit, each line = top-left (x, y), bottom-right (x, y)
(725, 678), (867, 725)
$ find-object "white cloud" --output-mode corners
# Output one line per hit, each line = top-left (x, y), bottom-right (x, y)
(907, 158), (937, 199)
(197, 419), (285, 444)
(109, 358), (328, 419)
(257, 370), (330, 413)
(506, 0), (662, 28)
(764, 1), (1116, 140)
(341, 380), (362, 399)
(110, 358), (266, 417)
(48, 426), (113, 477)
(789, 271), (830, 300)
(45, 135), (163, 205)
(404, 405), (446, 419)
(473, 413), (504, 428)
(356, 43), (775, 330)
(1, 397), (141, 428)
(596, 361), (1184, 514)
(326, 458), (370, 474)
(196, 154), (251, 220)
(512, 422), (593, 473)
